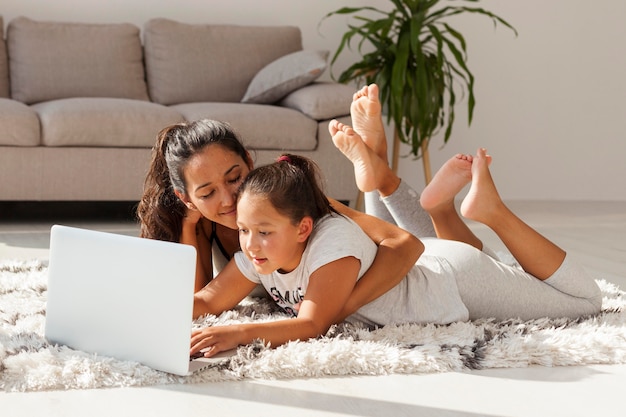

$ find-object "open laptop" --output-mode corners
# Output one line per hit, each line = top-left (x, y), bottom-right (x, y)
(45, 224), (234, 376)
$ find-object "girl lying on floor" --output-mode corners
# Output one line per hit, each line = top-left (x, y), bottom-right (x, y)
(190, 129), (601, 357)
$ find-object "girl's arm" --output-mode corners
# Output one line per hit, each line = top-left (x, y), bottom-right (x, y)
(329, 198), (424, 322)
(192, 257), (257, 319)
(190, 256), (361, 357)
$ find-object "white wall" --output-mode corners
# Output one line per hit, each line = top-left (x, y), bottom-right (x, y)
(3, 0), (625, 201)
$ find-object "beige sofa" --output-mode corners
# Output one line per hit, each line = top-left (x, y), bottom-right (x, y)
(0, 17), (358, 205)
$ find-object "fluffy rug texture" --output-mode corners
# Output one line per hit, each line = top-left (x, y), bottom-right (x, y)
(1, 259), (626, 392)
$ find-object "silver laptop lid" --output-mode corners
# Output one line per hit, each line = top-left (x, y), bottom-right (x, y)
(45, 225), (197, 376)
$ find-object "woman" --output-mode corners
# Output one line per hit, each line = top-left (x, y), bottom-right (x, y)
(136, 118), (429, 320)
(189, 145), (601, 357)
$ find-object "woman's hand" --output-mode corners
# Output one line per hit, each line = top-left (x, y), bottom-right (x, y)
(190, 325), (244, 357)
(182, 205), (203, 226)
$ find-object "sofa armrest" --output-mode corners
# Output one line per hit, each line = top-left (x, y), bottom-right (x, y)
(0, 16), (10, 98)
(278, 81), (354, 121)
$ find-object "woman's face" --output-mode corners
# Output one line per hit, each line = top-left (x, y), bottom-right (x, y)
(181, 145), (252, 229)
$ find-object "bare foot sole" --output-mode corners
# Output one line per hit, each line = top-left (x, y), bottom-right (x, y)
(460, 148), (503, 224)
(420, 154), (474, 212)
(329, 120), (384, 193)
(351, 84), (387, 161)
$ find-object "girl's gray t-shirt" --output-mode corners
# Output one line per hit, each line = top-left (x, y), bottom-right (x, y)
(235, 214), (468, 326)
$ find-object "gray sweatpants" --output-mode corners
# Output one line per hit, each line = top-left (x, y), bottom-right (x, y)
(364, 181), (436, 238)
(365, 182), (603, 320)
(423, 238), (602, 320)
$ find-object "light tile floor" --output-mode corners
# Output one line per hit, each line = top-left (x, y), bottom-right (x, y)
(1, 201), (625, 417)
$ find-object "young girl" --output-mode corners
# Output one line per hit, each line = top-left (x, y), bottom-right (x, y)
(190, 143), (601, 358)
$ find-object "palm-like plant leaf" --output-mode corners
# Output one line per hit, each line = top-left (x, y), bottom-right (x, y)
(321, 0), (516, 159)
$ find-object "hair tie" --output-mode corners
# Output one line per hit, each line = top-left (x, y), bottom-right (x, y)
(277, 155), (292, 164)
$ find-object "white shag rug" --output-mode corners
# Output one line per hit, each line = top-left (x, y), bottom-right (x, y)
(1, 259), (626, 392)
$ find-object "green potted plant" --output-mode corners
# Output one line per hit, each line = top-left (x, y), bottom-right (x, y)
(322, 0), (516, 183)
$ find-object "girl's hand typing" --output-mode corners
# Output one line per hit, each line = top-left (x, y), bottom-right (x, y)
(190, 325), (244, 357)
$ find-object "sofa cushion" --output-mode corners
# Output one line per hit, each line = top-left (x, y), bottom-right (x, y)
(32, 98), (184, 147)
(241, 50), (328, 104)
(144, 19), (303, 105)
(0, 16), (9, 98)
(279, 82), (354, 121)
(0, 98), (40, 146)
(7, 17), (149, 104)
(172, 102), (318, 151)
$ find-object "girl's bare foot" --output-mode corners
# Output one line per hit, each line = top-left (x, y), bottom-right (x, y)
(420, 154), (474, 213)
(329, 120), (389, 193)
(460, 148), (504, 225)
(351, 84), (388, 161)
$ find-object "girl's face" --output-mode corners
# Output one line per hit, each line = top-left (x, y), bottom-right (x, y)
(181, 145), (252, 229)
(236, 193), (312, 275)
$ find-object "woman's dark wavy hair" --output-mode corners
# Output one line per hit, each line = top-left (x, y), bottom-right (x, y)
(237, 153), (338, 225)
(137, 119), (249, 242)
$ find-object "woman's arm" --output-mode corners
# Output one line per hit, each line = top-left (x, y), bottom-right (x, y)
(179, 212), (214, 292)
(329, 198), (424, 322)
(193, 258), (258, 319)
(190, 256), (361, 356)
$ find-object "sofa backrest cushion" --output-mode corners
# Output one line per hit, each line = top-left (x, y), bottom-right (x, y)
(0, 16), (9, 98)
(32, 98), (184, 147)
(143, 19), (302, 105)
(7, 17), (149, 104)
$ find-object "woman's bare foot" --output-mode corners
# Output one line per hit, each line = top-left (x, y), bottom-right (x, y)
(420, 154), (474, 213)
(460, 148), (504, 225)
(351, 84), (388, 161)
(329, 120), (393, 193)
